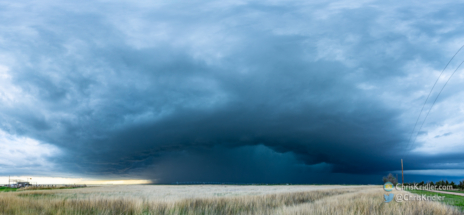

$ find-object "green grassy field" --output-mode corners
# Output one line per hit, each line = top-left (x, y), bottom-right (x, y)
(408, 189), (464, 211)
(0, 187), (18, 192)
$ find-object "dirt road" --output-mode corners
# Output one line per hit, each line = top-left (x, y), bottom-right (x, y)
(428, 190), (464, 197)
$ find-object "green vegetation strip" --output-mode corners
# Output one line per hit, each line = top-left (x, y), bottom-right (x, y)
(0, 187), (17, 192)
(1, 186), (85, 193)
(21, 186), (85, 191)
(408, 189), (464, 211)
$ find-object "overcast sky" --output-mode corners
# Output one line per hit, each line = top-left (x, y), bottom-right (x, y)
(1, 0), (464, 184)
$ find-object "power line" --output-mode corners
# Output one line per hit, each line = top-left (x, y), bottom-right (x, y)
(410, 58), (464, 146)
(406, 45), (464, 150)
(403, 45), (464, 184)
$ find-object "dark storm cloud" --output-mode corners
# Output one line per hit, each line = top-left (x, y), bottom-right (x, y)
(1, 0), (464, 182)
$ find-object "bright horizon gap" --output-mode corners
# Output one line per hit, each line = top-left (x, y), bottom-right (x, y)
(0, 176), (152, 185)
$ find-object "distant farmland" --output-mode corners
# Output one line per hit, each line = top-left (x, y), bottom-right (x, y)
(0, 185), (461, 214)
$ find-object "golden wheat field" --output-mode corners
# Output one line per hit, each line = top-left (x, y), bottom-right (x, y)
(0, 185), (461, 215)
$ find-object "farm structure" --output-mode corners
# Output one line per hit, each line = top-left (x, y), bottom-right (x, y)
(5, 178), (31, 188)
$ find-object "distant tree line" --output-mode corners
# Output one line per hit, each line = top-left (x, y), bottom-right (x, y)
(402, 180), (464, 190)
(383, 173), (464, 190)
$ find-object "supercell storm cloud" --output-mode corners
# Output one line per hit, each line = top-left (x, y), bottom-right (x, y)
(1, 0), (464, 183)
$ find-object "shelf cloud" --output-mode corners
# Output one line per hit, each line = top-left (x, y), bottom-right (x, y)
(1, 0), (464, 183)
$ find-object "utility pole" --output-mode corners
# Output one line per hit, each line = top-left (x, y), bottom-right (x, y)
(8, 175), (10, 187)
(401, 159), (404, 184)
